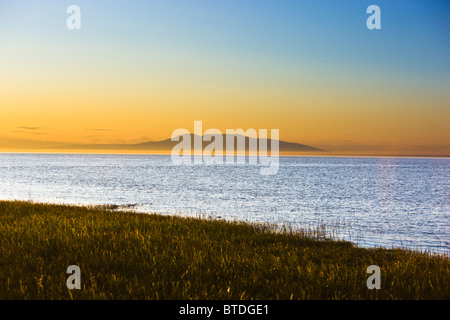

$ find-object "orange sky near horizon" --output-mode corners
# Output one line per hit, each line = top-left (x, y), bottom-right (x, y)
(1, 63), (449, 155)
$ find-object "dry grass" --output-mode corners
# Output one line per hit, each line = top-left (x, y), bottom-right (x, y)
(0, 201), (448, 299)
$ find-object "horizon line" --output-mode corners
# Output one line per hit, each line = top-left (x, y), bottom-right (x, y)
(0, 150), (449, 159)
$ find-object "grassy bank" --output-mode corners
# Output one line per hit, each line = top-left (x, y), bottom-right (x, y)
(0, 200), (448, 299)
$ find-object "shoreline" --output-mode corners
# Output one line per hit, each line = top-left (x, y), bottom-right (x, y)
(3, 198), (449, 258)
(0, 200), (449, 299)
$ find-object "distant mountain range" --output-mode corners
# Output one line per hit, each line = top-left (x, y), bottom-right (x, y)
(53, 134), (323, 153)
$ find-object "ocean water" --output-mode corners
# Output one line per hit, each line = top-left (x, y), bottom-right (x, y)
(0, 153), (448, 255)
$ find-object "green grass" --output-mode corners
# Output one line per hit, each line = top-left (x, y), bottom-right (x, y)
(0, 200), (448, 300)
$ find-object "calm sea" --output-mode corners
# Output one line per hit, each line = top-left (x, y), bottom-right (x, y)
(0, 153), (448, 254)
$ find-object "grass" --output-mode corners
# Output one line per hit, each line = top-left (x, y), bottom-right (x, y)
(0, 200), (448, 300)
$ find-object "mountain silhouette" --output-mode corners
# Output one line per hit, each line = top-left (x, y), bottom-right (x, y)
(53, 134), (323, 153)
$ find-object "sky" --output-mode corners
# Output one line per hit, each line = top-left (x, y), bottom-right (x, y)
(0, 0), (449, 155)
